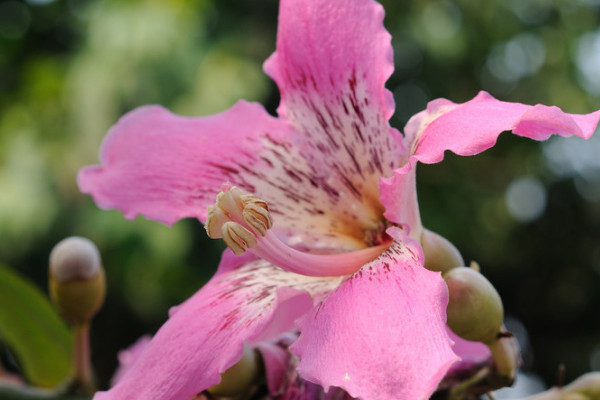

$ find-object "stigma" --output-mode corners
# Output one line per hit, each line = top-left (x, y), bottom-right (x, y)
(205, 186), (390, 277)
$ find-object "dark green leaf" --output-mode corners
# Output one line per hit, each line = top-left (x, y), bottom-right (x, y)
(0, 264), (72, 388)
(0, 384), (90, 400)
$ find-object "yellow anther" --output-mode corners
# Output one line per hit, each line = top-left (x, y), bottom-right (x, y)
(205, 187), (273, 242)
(205, 205), (229, 238)
(221, 222), (258, 256)
(242, 200), (272, 236)
(215, 187), (245, 217)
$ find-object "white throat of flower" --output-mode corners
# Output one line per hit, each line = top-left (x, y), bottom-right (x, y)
(205, 186), (389, 277)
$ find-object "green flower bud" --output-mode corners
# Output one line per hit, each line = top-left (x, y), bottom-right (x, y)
(49, 237), (106, 323)
(444, 266), (503, 344)
(421, 229), (464, 273)
(207, 343), (259, 397)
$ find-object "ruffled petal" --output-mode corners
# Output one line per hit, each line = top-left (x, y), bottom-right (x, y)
(78, 101), (291, 225)
(94, 251), (343, 400)
(291, 227), (458, 400)
(264, 0), (405, 229)
(79, 0), (411, 248)
(78, 101), (383, 250)
(405, 91), (600, 166)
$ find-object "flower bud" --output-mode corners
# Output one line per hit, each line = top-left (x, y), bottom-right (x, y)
(421, 229), (464, 273)
(49, 237), (106, 323)
(444, 266), (503, 344)
(207, 343), (259, 397)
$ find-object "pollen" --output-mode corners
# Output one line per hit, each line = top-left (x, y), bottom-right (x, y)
(241, 196), (272, 236)
(222, 222), (258, 256)
(205, 186), (273, 255)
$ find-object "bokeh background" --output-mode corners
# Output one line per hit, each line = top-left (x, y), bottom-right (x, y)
(1, 0), (599, 394)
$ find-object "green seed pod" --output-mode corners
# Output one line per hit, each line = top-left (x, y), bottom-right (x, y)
(207, 343), (259, 397)
(421, 229), (464, 273)
(444, 266), (503, 344)
(49, 237), (106, 323)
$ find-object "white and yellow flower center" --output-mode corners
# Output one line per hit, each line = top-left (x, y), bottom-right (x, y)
(205, 186), (390, 277)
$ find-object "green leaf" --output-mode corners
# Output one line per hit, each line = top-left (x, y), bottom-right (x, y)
(0, 384), (90, 400)
(0, 264), (72, 388)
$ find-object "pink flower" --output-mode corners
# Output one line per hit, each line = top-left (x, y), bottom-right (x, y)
(78, 0), (600, 399)
(109, 336), (152, 388)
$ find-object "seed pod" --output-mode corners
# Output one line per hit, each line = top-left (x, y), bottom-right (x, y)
(49, 237), (106, 323)
(421, 229), (464, 273)
(207, 343), (259, 397)
(444, 266), (503, 344)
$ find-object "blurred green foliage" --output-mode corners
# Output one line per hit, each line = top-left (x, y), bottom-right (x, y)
(0, 0), (599, 391)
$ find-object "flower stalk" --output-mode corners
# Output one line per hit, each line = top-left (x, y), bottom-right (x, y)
(486, 330), (519, 380)
(70, 322), (94, 395)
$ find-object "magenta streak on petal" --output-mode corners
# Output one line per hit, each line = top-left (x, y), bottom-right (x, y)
(93, 251), (342, 400)
(291, 227), (458, 400)
(265, 0), (406, 217)
(78, 0), (410, 252)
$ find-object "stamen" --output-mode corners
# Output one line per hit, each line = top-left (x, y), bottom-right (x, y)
(206, 205), (229, 238)
(241, 196), (272, 236)
(250, 230), (389, 277)
(221, 222), (257, 256)
(205, 187), (270, 238)
(205, 186), (390, 277)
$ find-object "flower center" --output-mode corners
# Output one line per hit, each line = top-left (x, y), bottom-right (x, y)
(205, 186), (390, 277)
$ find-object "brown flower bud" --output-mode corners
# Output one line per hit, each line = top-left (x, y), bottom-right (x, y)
(48, 237), (106, 323)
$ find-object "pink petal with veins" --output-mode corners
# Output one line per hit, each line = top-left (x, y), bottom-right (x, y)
(264, 0), (405, 232)
(94, 251), (341, 400)
(291, 228), (458, 400)
(78, 101), (288, 225)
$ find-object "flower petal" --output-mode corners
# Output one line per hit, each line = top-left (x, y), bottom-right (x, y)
(447, 328), (490, 366)
(78, 101), (291, 225)
(258, 332), (357, 400)
(406, 91), (600, 166)
(94, 251), (343, 400)
(291, 227), (458, 400)
(79, 100), (382, 249)
(110, 335), (152, 387)
(378, 166), (422, 235)
(79, 0), (409, 247)
(254, 336), (292, 395)
(264, 0), (405, 225)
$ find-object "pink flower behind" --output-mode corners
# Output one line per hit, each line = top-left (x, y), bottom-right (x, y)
(78, 0), (600, 399)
